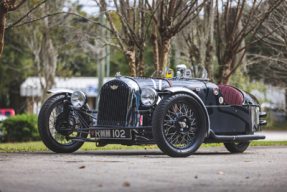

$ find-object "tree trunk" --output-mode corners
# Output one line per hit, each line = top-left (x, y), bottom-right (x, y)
(159, 37), (171, 77)
(221, 76), (230, 85)
(137, 0), (145, 77)
(126, 49), (136, 77)
(216, 54), (233, 84)
(35, 52), (44, 90)
(203, 0), (214, 80)
(285, 88), (287, 121)
(41, 16), (58, 104)
(149, 0), (159, 72)
(138, 47), (145, 77)
(150, 24), (159, 72)
(0, 4), (8, 59)
(42, 36), (57, 104)
(205, 40), (213, 80)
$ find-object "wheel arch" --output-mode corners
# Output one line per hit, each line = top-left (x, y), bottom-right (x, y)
(162, 87), (210, 137)
(47, 88), (74, 95)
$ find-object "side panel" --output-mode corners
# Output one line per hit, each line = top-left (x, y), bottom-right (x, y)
(207, 105), (252, 134)
(169, 79), (207, 102)
(204, 82), (222, 105)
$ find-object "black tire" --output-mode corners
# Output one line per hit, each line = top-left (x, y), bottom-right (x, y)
(224, 142), (250, 153)
(152, 94), (207, 157)
(38, 95), (87, 153)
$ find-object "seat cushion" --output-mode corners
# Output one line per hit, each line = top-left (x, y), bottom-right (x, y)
(217, 85), (244, 105)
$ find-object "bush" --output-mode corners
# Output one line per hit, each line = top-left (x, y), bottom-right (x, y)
(0, 114), (40, 142)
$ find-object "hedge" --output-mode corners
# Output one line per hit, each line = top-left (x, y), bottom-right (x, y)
(0, 114), (40, 142)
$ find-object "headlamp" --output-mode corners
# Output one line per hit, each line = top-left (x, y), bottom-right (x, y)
(71, 91), (87, 108)
(141, 88), (158, 106)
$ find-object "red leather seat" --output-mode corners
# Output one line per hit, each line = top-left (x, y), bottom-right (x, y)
(217, 85), (244, 105)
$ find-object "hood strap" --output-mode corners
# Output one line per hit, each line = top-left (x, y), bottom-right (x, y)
(164, 79), (173, 87)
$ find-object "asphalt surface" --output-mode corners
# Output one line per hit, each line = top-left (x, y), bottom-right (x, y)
(0, 146), (287, 192)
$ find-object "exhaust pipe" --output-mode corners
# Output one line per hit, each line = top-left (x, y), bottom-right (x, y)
(209, 130), (265, 141)
(259, 112), (267, 118)
(259, 120), (267, 126)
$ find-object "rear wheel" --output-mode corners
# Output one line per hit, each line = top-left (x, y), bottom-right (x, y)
(224, 142), (250, 153)
(38, 95), (88, 153)
(152, 94), (207, 157)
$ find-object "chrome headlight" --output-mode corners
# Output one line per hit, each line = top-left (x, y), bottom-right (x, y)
(71, 91), (87, 108)
(141, 88), (158, 106)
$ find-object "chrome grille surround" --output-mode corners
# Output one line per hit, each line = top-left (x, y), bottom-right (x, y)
(98, 80), (130, 126)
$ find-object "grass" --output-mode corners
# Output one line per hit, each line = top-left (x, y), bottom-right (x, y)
(264, 124), (287, 131)
(0, 140), (286, 153)
(250, 140), (287, 146)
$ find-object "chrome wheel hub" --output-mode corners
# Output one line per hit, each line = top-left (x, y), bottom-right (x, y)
(176, 116), (191, 135)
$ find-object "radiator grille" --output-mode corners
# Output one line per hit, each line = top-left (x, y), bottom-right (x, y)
(97, 80), (130, 126)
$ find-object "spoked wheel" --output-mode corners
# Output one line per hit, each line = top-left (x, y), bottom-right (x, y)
(152, 94), (207, 157)
(224, 142), (250, 153)
(38, 95), (88, 153)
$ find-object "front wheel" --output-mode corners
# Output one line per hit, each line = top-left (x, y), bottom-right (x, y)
(224, 142), (250, 153)
(152, 94), (207, 157)
(38, 95), (88, 153)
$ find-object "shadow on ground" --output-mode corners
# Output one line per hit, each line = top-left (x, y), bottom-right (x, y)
(20, 148), (248, 157)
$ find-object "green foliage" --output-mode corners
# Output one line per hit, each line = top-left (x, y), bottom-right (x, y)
(0, 114), (40, 142)
(0, 24), (34, 109)
(110, 50), (130, 76)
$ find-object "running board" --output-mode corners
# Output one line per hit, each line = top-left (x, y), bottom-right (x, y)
(209, 130), (265, 141)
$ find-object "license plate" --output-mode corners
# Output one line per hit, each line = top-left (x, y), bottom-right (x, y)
(90, 129), (132, 140)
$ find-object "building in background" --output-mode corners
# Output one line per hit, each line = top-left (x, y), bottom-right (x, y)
(21, 77), (112, 114)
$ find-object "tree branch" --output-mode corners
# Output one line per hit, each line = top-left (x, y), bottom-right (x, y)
(144, 0), (161, 38)
(226, 0), (283, 79)
(96, 0), (126, 52)
(6, 11), (112, 33)
(7, 0), (26, 11)
(215, 0), (222, 67)
(236, 25), (283, 53)
(176, 1), (207, 34)
(5, 0), (47, 29)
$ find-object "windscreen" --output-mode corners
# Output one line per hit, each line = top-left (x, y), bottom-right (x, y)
(185, 65), (208, 78)
(151, 65), (208, 79)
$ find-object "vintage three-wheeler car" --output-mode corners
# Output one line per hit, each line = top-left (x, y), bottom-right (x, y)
(38, 65), (267, 157)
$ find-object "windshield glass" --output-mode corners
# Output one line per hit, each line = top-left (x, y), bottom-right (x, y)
(187, 65), (208, 78)
(151, 65), (208, 79)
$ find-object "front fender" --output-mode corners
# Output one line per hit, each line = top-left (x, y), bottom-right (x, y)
(163, 87), (210, 137)
(47, 88), (91, 110)
(47, 88), (74, 95)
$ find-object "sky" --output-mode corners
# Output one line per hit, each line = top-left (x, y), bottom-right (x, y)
(67, 0), (98, 15)
(77, 0), (103, 15)
(74, 0), (217, 17)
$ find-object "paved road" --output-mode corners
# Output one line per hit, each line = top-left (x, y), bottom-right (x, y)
(255, 131), (287, 141)
(0, 146), (287, 192)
